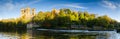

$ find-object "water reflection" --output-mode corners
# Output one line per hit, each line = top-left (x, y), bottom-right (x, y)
(0, 30), (28, 39)
(0, 29), (120, 39)
(32, 30), (97, 39)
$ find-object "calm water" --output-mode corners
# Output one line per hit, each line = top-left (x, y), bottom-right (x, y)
(0, 29), (120, 39)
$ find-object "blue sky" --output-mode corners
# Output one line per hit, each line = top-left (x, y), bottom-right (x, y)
(0, 0), (120, 22)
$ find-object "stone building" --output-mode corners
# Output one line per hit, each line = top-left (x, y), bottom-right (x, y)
(20, 7), (36, 20)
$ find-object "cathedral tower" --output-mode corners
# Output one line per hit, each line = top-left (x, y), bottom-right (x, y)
(20, 7), (36, 20)
(32, 8), (36, 16)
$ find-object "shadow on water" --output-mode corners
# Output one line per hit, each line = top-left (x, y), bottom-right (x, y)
(0, 29), (97, 39)
(0, 29), (120, 39)
(31, 30), (98, 39)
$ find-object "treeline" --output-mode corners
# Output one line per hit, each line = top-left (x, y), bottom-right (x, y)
(33, 9), (117, 29)
(0, 18), (27, 31)
(0, 8), (119, 30)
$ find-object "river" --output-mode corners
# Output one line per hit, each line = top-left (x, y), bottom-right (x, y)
(0, 29), (120, 39)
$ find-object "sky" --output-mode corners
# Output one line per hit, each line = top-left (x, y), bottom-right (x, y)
(0, 0), (120, 22)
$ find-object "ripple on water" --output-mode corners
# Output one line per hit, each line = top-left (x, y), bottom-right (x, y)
(116, 33), (120, 39)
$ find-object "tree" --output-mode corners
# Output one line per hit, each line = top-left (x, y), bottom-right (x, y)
(0, 8), (118, 30)
(33, 11), (45, 24)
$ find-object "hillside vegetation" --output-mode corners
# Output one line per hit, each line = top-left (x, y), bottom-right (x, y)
(0, 8), (120, 30)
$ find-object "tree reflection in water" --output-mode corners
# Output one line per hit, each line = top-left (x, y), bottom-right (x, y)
(32, 31), (97, 39)
(0, 30), (102, 39)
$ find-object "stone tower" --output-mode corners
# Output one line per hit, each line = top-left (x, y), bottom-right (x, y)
(32, 8), (36, 16)
(20, 7), (36, 20)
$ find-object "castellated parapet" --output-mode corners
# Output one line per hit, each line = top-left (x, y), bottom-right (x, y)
(20, 7), (36, 20)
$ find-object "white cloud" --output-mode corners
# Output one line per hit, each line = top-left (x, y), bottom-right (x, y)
(114, 19), (120, 22)
(64, 4), (87, 9)
(116, 3), (120, 7)
(0, 0), (41, 19)
(51, 3), (87, 9)
(0, 0), (41, 11)
(102, 1), (120, 9)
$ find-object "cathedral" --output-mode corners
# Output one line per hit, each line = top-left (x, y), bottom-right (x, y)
(20, 7), (36, 20)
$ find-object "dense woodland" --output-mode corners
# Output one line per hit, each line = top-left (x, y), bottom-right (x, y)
(0, 8), (120, 30)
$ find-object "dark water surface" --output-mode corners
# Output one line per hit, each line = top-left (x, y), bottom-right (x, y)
(0, 29), (120, 39)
